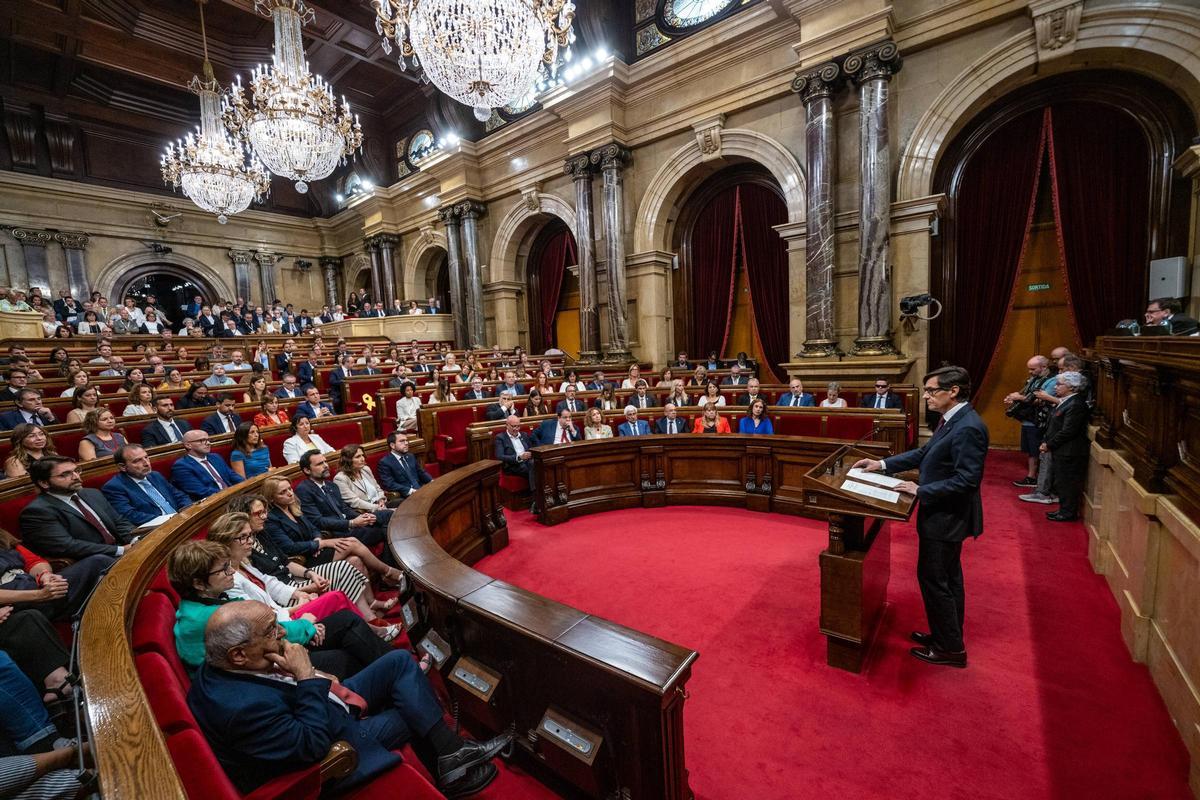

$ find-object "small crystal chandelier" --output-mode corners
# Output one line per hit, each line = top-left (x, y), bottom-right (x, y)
(372, 0), (577, 122)
(162, 0), (270, 224)
(223, 0), (363, 193)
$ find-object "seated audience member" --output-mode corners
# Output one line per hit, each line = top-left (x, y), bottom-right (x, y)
(254, 395), (289, 429)
(121, 367), (148, 393)
(722, 365), (747, 386)
(274, 373), (303, 399)
(0, 389), (56, 430)
(861, 378), (903, 410)
(203, 364), (237, 388)
(171, 430), (244, 501)
(620, 365), (642, 390)
(4, 423), (55, 478)
(0, 528), (112, 621)
(200, 394), (243, 436)
(485, 390), (517, 422)
(333, 444), (393, 512)
(655, 403), (688, 435)
(494, 370), (524, 397)
(260, 476), (402, 586)
(736, 378), (765, 408)
(242, 374), (269, 405)
(461, 376), (489, 401)
(230, 422), (272, 479)
(494, 415), (535, 488)
(427, 378), (455, 405)
(705, 351), (721, 370)
(778, 378), (815, 407)
(738, 398), (774, 435)
(617, 406), (651, 437)
(0, 368), (31, 403)
(557, 369), (585, 393)
(687, 365), (708, 389)
(594, 384), (619, 411)
(78, 409), (127, 461)
(283, 415), (336, 464)
(701, 381), (726, 407)
(88, 343), (113, 365)
(102, 445), (192, 526)
(583, 407), (613, 439)
(523, 388), (550, 417)
(820, 382), (847, 408)
(65, 386), (102, 425)
(1144, 296), (1199, 335)
(56, 368), (89, 399)
(655, 368), (675, 391)
(693, 403), (731, 434)
(178, 382), (216, 410)
(0, 650), (78, 762)
(377, 432), (432, 498)
(394, 382), (421, 431)
(586, 370), (609, 392)
(159, 369), (189, 392)
(295, 353), (319, 386)
(21, 456), (136, 560)
(292, 385), (334, 420)
(664, 380), (690, 408)
(535, 408), (581, 445)
(296, 451), (391, 548)
(1042, 371), (1090, 522)
(554, 385), (585, 414)
(328, 354), (357, 412)
(122, 383), (155, 417)
(141, 396), (191, 447)
(188, 601), (509, 796)
(0, 607), (76, 712)
(629, 380), (656, 409)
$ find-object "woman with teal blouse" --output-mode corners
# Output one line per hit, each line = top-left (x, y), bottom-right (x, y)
(230, 421), (272, 479)
(738, 398), (775, 435)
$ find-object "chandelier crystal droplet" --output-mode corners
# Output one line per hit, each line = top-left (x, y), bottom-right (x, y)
(223, 0), (363, 193)
(373, 0), (576, 122)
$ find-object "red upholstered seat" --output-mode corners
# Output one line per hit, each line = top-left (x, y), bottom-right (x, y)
(826, 415), (874, 441)
(343, 763), (443, 799)
(135, 651), (195, 735)
(312, 420), (366, 450)
(839, 391), (861, 407)
(148, 566), (182, 607)
(0, 491), (39, 539)
(773, 414), (824, 438)
(498, 473), (529, 494)
(165, 728), (247, 800)
(131, 591), (190, 687)
(433, 406), (480, 467)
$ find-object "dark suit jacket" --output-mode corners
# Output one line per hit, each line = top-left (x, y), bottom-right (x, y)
(296, 479), (354, 533)
(654, 416), (688, 434)
(776, 392), (816, 408)
(884, 404), (988, 542)
(296, 362), (317, 386)
(0, 409), (54, 430)
(494, 431), (534, 471)
(735, 393), (765, 407)
(200, 411), (244, 436)
(628, 393), (655, 409)
(377, 451), (433, 494)
(617, 420), (652, 437)
(1167, 313), (1200, 336)
(721, 376), (747, 386)
(197, 315), (218, 335)
(141, 416), (192, 447)
(328, 367), (355, 406)
(292, 401), (333, 420)
(1043, 395), (1089, 461)
(494, 383), (524, 397)
(101, 472), (193, 526)
(263, 506), (322, 558)
(170, 454), (244, 500)
(20, 489), (136, 560)
(484, 403), (513, 422)
(274, 387), (303, 400)
(461, 389), (489, 401)
(275, 353), (294, 374)
(554, 398), (586, 414)
(859, 392), (904, 410)
(534, 419), (581, 445)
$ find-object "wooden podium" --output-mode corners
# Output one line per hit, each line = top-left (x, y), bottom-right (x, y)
(802, 445), (916, 673)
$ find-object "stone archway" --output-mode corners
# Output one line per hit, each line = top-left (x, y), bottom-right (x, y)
(94, 250), (232, 304)
(489, 191), (576, 285)
(897, 3), (1200, 202)
(403, 230), (449, 301)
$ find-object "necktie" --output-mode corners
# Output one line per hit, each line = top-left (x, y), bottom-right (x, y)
(224, 414), (235, 433)
(630, 424), (638, 437)
(329, 680), (369, 717)
(138, 478), (175, 516)
(558, 427), (566, 444)
(166, 421), (181, 442)
(668, 420), (675, 434)
(200, 459), (228, 489)
(29, 413), (42, 427)
(71, 495), (115, 544)
(876, 395), (883, 409)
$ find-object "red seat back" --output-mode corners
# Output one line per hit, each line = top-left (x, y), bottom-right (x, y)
(826, 414), (875, 441)
(131, 591), (190, 687)
(774, 414), (824, 438)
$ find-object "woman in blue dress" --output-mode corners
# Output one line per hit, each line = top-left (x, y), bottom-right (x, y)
(230, 421), (272, 478)
(738, 398), (774, 435)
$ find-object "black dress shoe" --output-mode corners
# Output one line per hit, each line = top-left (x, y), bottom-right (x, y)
(437, 731), (513, 786)
(910, 646), (967, 668)
(1045, 512), (1079, 522)
(910, 631), (933, 646)
(441, 761), (499, 799)
(1012, 476), (1037, 487)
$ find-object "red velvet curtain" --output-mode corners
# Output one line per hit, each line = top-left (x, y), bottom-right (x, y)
(939, 108), (1047, 388)
(688, 187), (740, 358)
(536, 229), (576, 347)
(1047, 103), (1151, 346)
(737, 184), (789, 383)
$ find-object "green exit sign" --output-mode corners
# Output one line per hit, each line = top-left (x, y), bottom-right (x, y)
(1027, 282), (1051, 292)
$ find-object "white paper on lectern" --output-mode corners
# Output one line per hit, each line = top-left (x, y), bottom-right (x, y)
(841, 479), (900, 504)
(846, 468), (904, 489)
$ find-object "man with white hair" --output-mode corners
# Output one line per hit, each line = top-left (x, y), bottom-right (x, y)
(1041, 371), (1089, 522)
(617, 405), (650, 437)
(493, 415), (538, 511)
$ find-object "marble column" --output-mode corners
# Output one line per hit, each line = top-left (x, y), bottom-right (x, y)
(363, 238), (384, 304)
(319, 256), (341, 307)
(367, 234), (399, 306)
(457, 200), (487, 349)
(54, 232), (90, 300)
(564, 153), (600, 361)
(791, 62), (843, 357)
(592, 143), (633, 362)
(228, 249), (254, 302)
(438, 206), (469, 346)
(255, 251), (278, 305)
(846, 42), (902, 356)
(10, 228), (53, 293)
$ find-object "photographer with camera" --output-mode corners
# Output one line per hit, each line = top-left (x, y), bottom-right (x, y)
(1003, 355), (1057, 491)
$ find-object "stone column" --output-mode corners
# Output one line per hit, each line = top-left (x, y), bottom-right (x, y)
(846, 42), (902, 356)
(53, 232), (90, 300)
(592, 143), (633, 362)
(319, 256), (341, 307)
(457, 201), (487, 349)
(228, 249), (254, 302)
(10, 228), (53, 293)
(438, 206), (469, 346)
(564, 153), (600, 362)
(791, 62), (843, 357)
(255, 251), (278, 306)
(363, 238), (384, 304)
(366, 234), (399, 307)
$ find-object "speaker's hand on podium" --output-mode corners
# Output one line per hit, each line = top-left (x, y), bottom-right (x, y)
(851, 458), (883, 472)
(895, 481), (919, 495)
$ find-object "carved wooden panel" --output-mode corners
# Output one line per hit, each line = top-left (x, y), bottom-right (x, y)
(2, 103), (39, 170)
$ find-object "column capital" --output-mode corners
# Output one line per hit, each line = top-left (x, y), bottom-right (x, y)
(844, 41), (902, 84)
(364, 233), (400, 249)
(791, 62), (843, 104)
(228, 248), (255, 265)
(591, 143), (632, 171)
(318, 255), (342, 269)
(9, 228), (54, 247)
(455, 199), (487, 220)
(53, 231), (90, 250)
(564, 152), (594, 180)
(438, 206), (461, 225)
(253, 251), (278, 267)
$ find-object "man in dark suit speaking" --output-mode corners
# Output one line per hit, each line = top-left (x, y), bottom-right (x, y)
(853, 365), (988, 669)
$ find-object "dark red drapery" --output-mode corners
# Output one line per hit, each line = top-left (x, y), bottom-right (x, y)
(536, 228), (576, 347)
(688, 187), (740, 358)
(1047, 103), (1151, 347)
(942, 108), (1047, 390)
(736, 183), (789, 383)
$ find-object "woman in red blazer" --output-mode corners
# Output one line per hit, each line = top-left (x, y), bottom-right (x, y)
(692, 402), (731, 433)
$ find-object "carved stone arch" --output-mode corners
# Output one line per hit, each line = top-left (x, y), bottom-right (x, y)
(344, 253), (373, 300)
(897, 3), (1200, 201)
(489, 191), (576, 285)
(95, 250), (232, 303)
(633, 127), (805, 254)
(404, 229), (449, 300)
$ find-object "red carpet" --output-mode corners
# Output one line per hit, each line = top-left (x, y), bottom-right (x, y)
(474, 451), (1191, 799)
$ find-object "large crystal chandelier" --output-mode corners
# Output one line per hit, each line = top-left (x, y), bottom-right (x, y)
(373, 0), (576, 122)
(162, 1), (270, 224)
(223, 0), (363, 193)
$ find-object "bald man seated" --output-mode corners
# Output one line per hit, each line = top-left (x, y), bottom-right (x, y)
(188, 601), (511, 798)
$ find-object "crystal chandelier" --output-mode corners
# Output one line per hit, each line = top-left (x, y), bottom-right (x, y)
(223, 0), (363, 193)
(373, 0), (577, 122)
(162, 1), (270, 224)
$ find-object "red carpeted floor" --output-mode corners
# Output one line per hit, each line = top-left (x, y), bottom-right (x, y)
(473, 450), (1191, 799)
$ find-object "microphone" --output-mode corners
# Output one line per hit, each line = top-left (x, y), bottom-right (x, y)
(832, 425), (883, 474)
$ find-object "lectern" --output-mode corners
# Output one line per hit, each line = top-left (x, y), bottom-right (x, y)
(802, 445), (916, 673)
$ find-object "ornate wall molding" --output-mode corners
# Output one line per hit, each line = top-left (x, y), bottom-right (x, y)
(489, 191), (578, 284)
(403, 227), (449, 299)
(94, 250), (233, 304)
(1028, 0), (1083, 62)
(692, 114), (727, 162)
